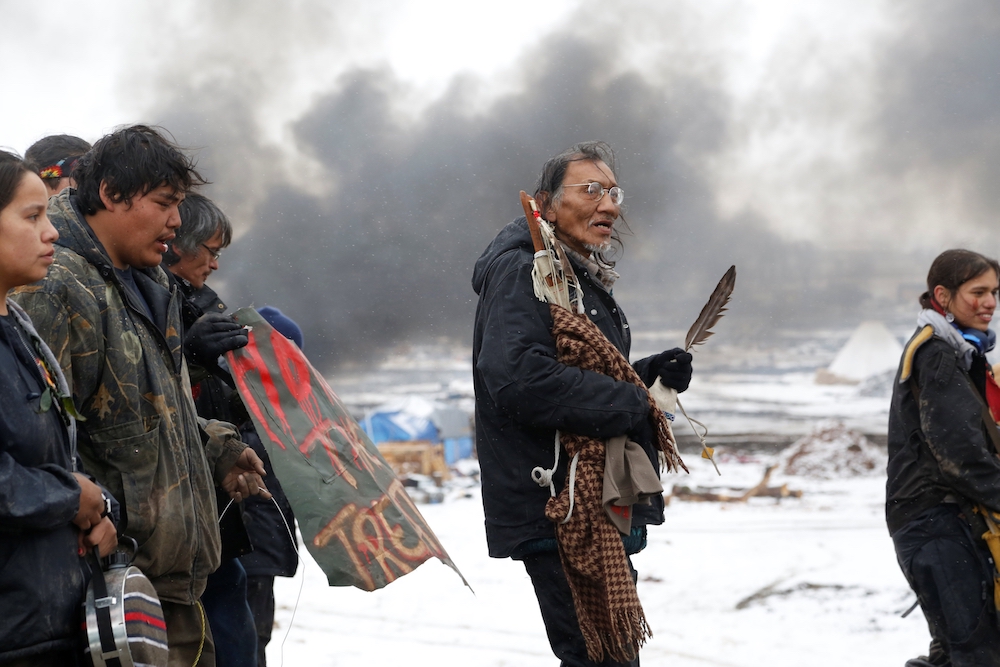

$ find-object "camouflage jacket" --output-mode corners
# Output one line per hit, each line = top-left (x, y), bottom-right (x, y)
(12, 190), (245, 604)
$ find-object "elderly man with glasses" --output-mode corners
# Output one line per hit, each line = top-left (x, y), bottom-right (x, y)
(472, 141), (693, 666)
(163, 192), (248, 382)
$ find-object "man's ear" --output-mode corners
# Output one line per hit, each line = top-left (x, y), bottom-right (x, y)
(98, 181), (117, 212)
(537, 192), (556, 222)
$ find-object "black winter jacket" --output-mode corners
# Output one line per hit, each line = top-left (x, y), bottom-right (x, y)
(472, 218), (663, 558)
(0, 307), (83, 662)
(239, 427), (298, 578)
(166, 273), (253, 560)
(886, 329), (1000, 535)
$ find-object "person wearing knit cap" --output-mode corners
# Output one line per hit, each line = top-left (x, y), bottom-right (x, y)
(256, 306), (304, 350)
(24, 134), (91, 195)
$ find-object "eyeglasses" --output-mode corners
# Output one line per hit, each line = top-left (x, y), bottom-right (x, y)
(563, 181), (624, 206)
(201, 244), (222, 260)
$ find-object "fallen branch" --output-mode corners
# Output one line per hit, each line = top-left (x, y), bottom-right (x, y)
(669, 465), (802, 502)
(735, 582), (863, 610)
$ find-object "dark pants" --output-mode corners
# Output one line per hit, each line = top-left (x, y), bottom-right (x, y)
(246, 575), (276, 667)
(893, 504), (1000, 667)
(1, 649), (78, 667)
(201, 558), (257, 667)
(521, 550), (640, 667)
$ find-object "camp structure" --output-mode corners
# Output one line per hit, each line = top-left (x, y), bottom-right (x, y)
(816, 320), (903, 385)
(361, 397), (474, 478)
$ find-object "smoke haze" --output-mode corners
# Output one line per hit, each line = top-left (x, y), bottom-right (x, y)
(120, 0), (1000, 370)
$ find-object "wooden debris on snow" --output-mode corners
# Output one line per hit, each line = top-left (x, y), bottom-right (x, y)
(669, 465), (802, 502)
(376, 440), (451, 480)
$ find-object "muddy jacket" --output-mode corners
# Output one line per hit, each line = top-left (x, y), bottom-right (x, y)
(472, 217), (662, 558)
(886, 327), (1000, 535)
(12, 190), (245, 604)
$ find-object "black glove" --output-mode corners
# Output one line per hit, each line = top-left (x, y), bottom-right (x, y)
(649, 347), (692, 393)
(185, 313), (249, 367)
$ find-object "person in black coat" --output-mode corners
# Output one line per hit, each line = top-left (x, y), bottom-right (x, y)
(887, 249), (1000, 667)
(164, 193), (257, 667)
(0, 151), (118, 666)
(472, 142), (692, 667)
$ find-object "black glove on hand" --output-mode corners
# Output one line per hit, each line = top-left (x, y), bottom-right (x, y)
(185, 313), (249, 367)
(650, 347), (693, 393)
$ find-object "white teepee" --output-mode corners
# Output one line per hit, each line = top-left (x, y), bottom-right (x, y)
(816, 321), (903, 384)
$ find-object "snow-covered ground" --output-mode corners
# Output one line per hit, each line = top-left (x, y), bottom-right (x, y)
(265, 332), (937, 666)
(268, 453), (932, 667)
(670, 370), (893, 437)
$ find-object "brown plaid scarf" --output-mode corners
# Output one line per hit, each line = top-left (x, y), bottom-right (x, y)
(544, 303), (687, 662)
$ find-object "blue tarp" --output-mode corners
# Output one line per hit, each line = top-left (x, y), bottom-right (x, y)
(362, 410), (439, 444)
(443, 437), (474, 464)
(361, 399), (474, 463)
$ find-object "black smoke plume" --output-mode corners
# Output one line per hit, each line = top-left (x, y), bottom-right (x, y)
(142, 3), (1000, 371)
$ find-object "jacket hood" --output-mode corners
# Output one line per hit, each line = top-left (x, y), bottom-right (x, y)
(472, 216), (532, 295)
(48, 189), (111, 271)
(48, 189), (170, 288)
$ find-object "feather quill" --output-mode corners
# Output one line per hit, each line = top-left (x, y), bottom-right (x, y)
(684, 265), (736, 351)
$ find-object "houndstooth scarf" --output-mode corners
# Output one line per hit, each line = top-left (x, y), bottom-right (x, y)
(545, 303), (686, 662)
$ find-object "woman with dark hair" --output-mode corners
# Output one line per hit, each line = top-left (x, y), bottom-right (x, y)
(888, 248), (1000, 666)
(0, 150), (117, 666)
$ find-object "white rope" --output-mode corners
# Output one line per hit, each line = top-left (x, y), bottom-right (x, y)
(676, 396), (720, 476)
(217, 492), (302, 667)
(528, 430), (580, 524)
(560, 453), (580, 525)
(218, 498), (235, 523)
(275, 495), (302, 667)
(531, 430), (561, 497)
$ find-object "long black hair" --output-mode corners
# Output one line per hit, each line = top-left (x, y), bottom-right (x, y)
(0, 150), (35, 213)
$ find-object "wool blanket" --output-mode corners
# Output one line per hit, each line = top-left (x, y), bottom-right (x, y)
(545, 303), (686, 662)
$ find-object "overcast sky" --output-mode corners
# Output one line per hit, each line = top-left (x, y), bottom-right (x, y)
(4, 1), (998, 368)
